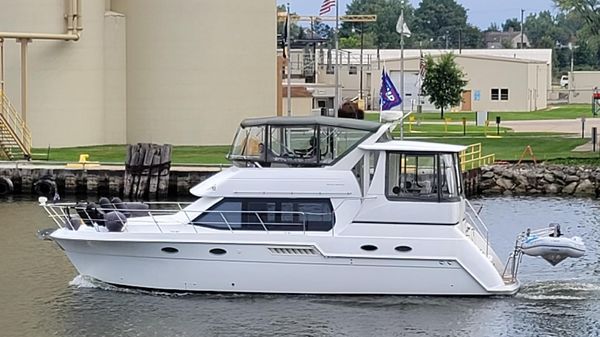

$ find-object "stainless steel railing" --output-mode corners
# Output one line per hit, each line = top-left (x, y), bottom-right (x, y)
(464, 199), (490, 257)
(39, 200), (334, 235)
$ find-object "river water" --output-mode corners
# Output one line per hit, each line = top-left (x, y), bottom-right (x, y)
(0, 196), (599, 337)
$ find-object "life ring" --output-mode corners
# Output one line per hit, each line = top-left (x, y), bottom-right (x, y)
(0, 177), (13, 196)
(33, 178), (57, 198)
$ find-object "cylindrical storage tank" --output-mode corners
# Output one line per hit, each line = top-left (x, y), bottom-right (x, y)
(111, 0), (277, 145)
(0, 0), (107, 147)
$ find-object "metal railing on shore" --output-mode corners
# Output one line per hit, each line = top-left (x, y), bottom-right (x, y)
(460, 143), (495, 171)
(0, 90), (31, 158)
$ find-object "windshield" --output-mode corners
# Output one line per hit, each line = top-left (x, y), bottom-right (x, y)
(228, 123), (373, 166)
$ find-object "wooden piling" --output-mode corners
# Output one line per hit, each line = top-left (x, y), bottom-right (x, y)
(123, 143), (172, 200)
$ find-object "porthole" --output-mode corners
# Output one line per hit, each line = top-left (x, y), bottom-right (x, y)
(395, 245), (412, 252)
(161, 247), (179, 254)
(209, 248), (227, 255)
(360, 244), (378, 251)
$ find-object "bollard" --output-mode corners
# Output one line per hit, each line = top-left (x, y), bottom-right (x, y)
(496, 116), (501, 135)
(593, 127), (597, 152)
(462, 117), (467, 135)
(581, 117), (586, 139)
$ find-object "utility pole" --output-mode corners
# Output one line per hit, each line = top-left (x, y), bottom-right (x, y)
(458, 29), (462, 54)
(520, 9), (524, 49)
(400, 2), (405, 139)
(334, 0), (339, 116)
(359, 22), (364, 101)
(286, 3), (292, 116)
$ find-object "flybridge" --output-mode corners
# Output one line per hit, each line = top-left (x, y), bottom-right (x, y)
(228, 116), (381, 167)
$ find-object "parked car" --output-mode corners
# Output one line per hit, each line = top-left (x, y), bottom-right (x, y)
(560, 75), (569, 88)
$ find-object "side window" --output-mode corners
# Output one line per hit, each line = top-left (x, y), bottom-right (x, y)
(192, 198), (334, 231)
(386, 152), (460, 202)
(192, 200), (242, 229)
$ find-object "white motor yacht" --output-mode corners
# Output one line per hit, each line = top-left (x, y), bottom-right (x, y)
(39, 116), (583, 295)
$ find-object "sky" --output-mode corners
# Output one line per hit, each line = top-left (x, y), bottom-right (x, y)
(276, 0), (558, 29)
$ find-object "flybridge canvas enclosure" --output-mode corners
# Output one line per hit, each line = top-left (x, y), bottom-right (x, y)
(228, 116), (380, 166)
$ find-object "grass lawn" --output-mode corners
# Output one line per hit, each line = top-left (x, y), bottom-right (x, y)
(366, 104), (596, 122)
(34, 134), (594, 164)
(422, 136), (593, 161)
(33, 145), (231, 165)
(31, 108), (598, 165)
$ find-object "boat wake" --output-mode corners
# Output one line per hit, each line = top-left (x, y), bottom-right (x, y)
(69, 275), (191, 297)
(517, 280), (600, 301)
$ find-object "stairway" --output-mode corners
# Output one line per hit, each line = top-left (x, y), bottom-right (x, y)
(0, 92), (31, 160)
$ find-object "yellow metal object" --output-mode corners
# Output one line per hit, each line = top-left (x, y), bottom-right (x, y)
(408, 115), (416, 132)
(66, 153), (100, 169)
(484, 120), (490, 136)
(0, 90), (32, 159)
(459, 143), (495, 171)
(444, 117), (452, 133)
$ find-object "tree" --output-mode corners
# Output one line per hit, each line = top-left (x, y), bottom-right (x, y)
(276, 5), (305, 42)
(486, 23), (501, 32)
(502, 18), (521, 32)
(421, 53), (467, 119)
(554, 0), (600, 35)
(342, 0), (415, 49)
(412, 0), (482, 48)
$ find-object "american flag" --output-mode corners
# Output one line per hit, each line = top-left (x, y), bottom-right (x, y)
(416, 52), (427, 89)
(320, 0), (335, 16)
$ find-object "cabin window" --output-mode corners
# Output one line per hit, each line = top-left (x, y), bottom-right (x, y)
(191, 198), (335, 231)
(386, 152), (461, 202)
(319, 127), (371, 164)
(229, 125), (266, 161)
(269, 126), (318, 163)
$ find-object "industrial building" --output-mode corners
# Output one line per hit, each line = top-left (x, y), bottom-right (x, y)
(367, 54), (549, 112)
(0, 0), (277, 149)
(568, 71), (600, 104)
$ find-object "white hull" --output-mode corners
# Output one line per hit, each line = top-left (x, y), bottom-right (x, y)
(52, 230), (519, 296)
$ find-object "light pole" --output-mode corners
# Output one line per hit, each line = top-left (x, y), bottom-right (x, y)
(352, 24), (365, 101)
(445, 30), (449, 49)
(359, 22), (364, 101)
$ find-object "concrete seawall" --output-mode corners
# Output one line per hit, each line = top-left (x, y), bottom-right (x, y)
(1, 161), (598, 199)
(0, 162), (225, 198)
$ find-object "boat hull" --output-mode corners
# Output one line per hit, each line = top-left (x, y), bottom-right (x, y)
(52, 236), (519, 296)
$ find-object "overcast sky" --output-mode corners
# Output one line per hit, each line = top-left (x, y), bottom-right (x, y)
(277, 0), (558, 29)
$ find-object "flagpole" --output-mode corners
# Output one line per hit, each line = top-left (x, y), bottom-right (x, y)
(400, 5), (405, 140)
(418, 41), (422, 114)
(286, 3), (292, 116)
(334, 0), (339, 117)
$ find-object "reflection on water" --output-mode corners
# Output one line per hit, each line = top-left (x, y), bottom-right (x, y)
(0, 195), (599, 337)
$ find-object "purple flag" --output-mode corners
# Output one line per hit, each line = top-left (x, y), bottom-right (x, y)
(380, 69), (402, 111)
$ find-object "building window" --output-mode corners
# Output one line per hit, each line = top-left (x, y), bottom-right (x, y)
(491, 88), (499, 101)
(491, 88), (509, 101)
(349, 65), (357, 75)
(191, 198), (335, 231)
(326, 65), (334, 75)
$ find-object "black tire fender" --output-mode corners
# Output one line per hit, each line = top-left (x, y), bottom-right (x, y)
(0, 177), (14, 196)
(33, 178), (57, 198)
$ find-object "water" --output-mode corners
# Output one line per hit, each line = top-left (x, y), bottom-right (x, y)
(1, 196), (599, 337)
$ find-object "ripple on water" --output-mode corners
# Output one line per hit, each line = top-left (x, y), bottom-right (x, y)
(517, 280), (600, 301)
(68, 275), (192, 297)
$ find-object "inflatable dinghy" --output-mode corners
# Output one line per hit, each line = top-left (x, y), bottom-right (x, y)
(521, 228), (585, 266)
